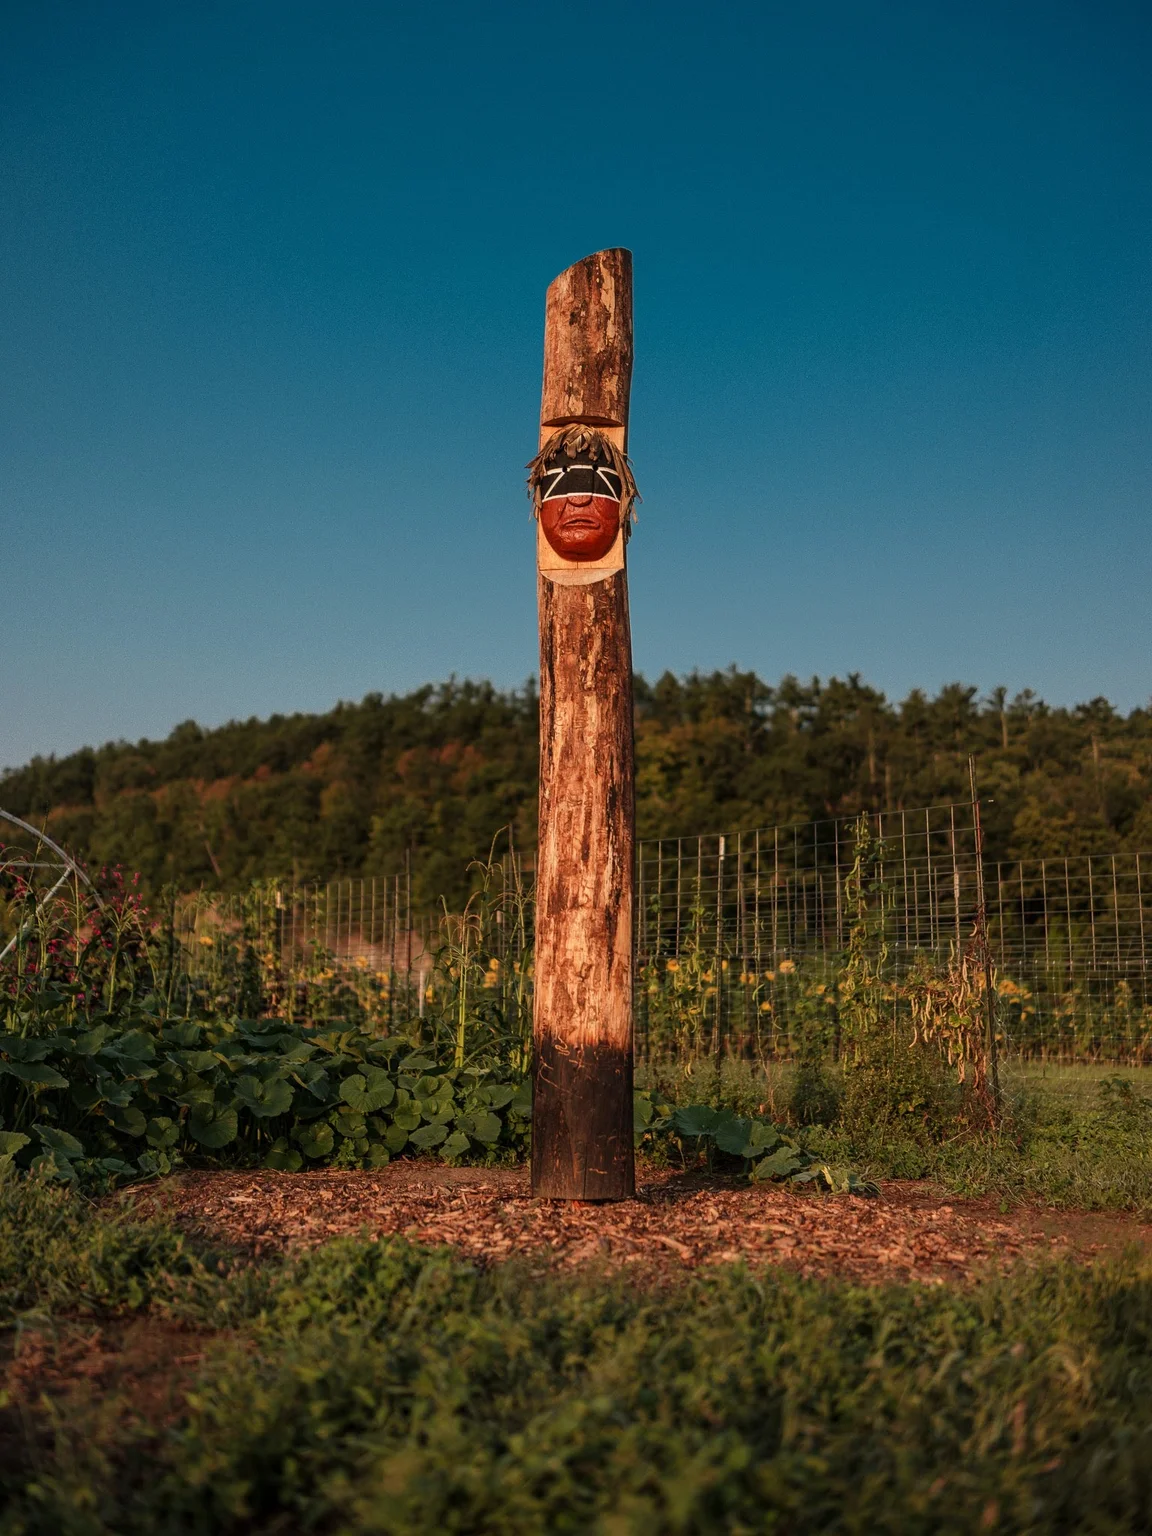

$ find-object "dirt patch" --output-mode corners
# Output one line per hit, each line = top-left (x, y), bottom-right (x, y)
(123, 1165), (1152, 1285)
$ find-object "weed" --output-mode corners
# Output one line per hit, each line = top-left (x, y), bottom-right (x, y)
(5, 1182), (1152, 1532)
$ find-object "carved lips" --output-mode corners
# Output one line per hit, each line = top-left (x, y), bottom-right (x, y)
(538, 446), (623, 561)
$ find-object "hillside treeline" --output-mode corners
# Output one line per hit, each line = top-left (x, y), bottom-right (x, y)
(3, 671), (1151, 906)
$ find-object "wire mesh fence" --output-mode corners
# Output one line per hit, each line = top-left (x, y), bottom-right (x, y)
(147, 802), (1152, 1065)
(634, 804), (1152, 1063)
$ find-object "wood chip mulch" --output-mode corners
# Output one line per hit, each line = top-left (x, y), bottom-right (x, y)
(123, 1165), (1152, 1286)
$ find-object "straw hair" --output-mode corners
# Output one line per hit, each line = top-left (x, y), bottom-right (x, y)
(526, 425), (640, 536)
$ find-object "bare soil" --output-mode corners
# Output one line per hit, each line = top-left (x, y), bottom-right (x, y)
(123, 1163), (1152, 1286)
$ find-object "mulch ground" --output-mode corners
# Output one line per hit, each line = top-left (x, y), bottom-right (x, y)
(124, 1164), (1152, 1286)
(8, 1169), (1150, 1437)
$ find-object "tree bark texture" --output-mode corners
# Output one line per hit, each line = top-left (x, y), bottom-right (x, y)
(532, 248), (636, 1200)
(532, 570), (635, 1198)
(540, 248), (633, 430)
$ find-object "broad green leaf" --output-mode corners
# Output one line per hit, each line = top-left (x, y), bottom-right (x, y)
(384, 1123), (410, 1152)
(151, 1062), (185, 1094)
(173, 1050), (219, 1073)
(275, 1041), (315, 1065)
(0, 1130), (30, 1173)
(109, 1105), (147, 1137)
(35, 1124), (85, 1157)
(340, 1067), (396, 1113)
(175, 1078), (215, 1106)
(392, 1106), (421, 1132)
(96, 1157), (136, 1180)
(146, 1117), (179, 1149)
(480, 1084), (515, 1109)
(713, 1116), (756, 1156)
(751, 1146), (805, 1181)
(93, 1075), (135, 1108)
(510, 1081), (532, 1117)
(671, 1105), (723, 1138)
(366, 1144), (391, 1168)
(161, 1022), (202, 1048)
(31, 1149), (78, 1182)
(408, 1123), (448, 1149)
(465, 1110), (502, 1145)
(400, 1054), (436, 1071)
(1, 1060), (68, 1087)
(101, 1030), (155, 1061)
(1, 1035), (56, 1062)
(188, 1103), (238, 1148)
(234, 1074), (294, 1119)
(332, 1110), (366, 1139)
(264, 1142), (304, 1171)
(440, 1130), (470, 1160)
(745, 1121), (781, 1152)
(295, 1122), (335, 1159)
(72, 1025), (110, 1056)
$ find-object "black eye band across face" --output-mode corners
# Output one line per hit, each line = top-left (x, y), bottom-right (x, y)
(538, 453), (622, 504)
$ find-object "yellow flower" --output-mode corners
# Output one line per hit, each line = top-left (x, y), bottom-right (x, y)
(198, 934), (214, 947)
(666, 960), (679, 973)
(778, 959), (796, 975)
(759, 1001), (773, 1013)
(354, 955), (369, 970)
(763, 970), (775, 982)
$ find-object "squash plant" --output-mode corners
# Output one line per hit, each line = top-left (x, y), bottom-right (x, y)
(0, 1009), (530, 1184)
(634, 1091), (877, 1194)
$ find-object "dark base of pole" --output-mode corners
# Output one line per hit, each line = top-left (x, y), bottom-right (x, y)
(531, 1037), (634, 1200)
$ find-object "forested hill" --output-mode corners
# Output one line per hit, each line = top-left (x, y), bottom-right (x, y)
(4, 671), (1152, 906)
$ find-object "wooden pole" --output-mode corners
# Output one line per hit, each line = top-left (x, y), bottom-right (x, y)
(531, 248), (636, 1200)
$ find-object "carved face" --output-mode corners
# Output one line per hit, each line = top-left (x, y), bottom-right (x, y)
(538, 446), (622, 561)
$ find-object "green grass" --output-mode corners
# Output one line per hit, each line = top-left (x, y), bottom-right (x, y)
(4, 1175), (1152, 1534)
(1007, 1060), (1152, 1108)
(639, 1056), (1152, 1213)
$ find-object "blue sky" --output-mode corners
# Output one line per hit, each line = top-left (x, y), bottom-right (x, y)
(3, 0), (1150, 766)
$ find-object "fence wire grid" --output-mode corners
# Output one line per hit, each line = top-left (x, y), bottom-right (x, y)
(156, 802), (1152, 1063)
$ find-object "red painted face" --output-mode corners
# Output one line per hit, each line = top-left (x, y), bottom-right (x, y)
(538, 449), (622, 561)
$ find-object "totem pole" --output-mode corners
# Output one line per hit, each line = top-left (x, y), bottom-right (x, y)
(527, 248), (638, 1200)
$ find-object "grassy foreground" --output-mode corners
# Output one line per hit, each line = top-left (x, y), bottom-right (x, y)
(3, 1177), (1152, 1534)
